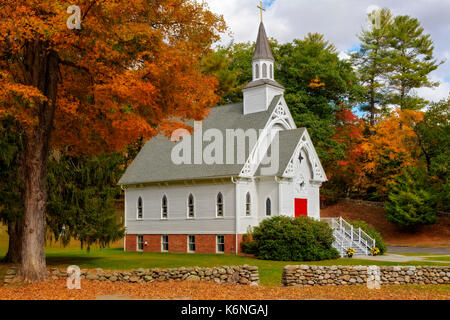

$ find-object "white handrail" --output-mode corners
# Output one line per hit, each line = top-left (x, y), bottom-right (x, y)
(320, 216), (376, 256)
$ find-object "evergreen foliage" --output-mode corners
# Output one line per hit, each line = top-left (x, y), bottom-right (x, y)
(46, 153), (125, 250)
(385, 167), (437, 229)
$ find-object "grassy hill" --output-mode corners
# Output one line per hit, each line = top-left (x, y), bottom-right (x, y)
(321, 202), (450, 247)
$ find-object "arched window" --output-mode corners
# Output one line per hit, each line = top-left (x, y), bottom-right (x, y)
(270, 64), (273, 79)
(137, 196), (143, 219)
(216, 192), (224, 217)
(262, 63), (267, 78)
(255, 64), (259, 79)
(266, 198), (271, 216)
(161, 195), (168, 218)
(188, 194), (195, 218)
(245, 192), (251, 216)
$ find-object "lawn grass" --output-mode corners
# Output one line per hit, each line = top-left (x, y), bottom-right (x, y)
(1, 224), (449, 286)
(423, 256), (450, 262)
(391, 252), (449, 256)
(2, 247), (449, 286)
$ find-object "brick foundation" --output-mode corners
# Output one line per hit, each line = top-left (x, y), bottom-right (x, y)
(125, 234), (241, 254)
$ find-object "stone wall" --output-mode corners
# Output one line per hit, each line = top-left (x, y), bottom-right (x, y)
(44, 265), (259, 286)
(338, 198), (385, 208)
(281, 265), (450, 286)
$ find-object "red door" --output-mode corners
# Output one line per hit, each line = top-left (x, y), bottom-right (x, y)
(294, 198), (308, 217)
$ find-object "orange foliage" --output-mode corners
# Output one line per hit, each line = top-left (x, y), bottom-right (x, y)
(330, 106), (365, 191)
(0, 279), (448, 300)
(0, 0), (226, 154)
(360, 108), (423, 196)
(308, 77), (325, 88)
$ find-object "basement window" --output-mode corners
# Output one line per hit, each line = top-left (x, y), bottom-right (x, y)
(161, 235), (169, 252)
(216, 235), (225, 253)
(188, 235), (196, 252)
(137, 235), (144, 251)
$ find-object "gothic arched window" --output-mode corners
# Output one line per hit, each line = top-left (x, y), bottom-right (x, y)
(245, 192), (251, 216)
(266, 198), (271, 216)
(270, 64), (273, 79)
(216, 192), (224, 217)
(188, 194), (195, 218)
(137, 196), (143, 219)
(255, 64), (259, 79)
(262, 63), (267, 78)
(161, 195), (168, 218)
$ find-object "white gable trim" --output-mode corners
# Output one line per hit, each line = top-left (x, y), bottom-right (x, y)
(239, 98), (295, 178)
(282, 129), (327, 182)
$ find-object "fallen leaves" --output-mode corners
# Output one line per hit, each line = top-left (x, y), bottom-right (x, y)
(0, 279), (448, 300)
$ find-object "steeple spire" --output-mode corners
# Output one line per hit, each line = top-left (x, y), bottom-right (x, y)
(253, 22), (274, 61)
(242, 20), (284, 115)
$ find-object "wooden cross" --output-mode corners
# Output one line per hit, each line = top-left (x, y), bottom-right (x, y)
(257, 1), (265, 22)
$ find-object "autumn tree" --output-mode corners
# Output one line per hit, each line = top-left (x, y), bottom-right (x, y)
(323, 107), (365, 200)
(0, 0), (225, 281)
(360, 109), (423, 199)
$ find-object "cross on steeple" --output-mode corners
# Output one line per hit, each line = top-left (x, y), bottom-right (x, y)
(257, 1), (265, 22)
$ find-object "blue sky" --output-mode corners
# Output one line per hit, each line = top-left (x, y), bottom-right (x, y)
(206, 0), (450, 103)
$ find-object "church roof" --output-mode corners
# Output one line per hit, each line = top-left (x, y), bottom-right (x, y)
(242, 78), (285, 90)
(118, 95), (284, 185)
(255, 128), (307, 177)
(253, 22), (274, 61)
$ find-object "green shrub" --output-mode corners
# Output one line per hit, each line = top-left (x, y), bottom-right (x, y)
(241, 233), (257, 254)
(249, 216), (339, 261)
(385, 167), (437, 229)
(348, 220), (386, 255)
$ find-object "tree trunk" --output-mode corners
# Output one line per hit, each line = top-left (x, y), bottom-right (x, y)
(17, 40), (59, 282)
(2, 219), (23, 263)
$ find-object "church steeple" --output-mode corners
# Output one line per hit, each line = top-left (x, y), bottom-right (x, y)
(252, 22), (274, 81)
(243, 21), (284, 115)
(253, 22), (274, 61)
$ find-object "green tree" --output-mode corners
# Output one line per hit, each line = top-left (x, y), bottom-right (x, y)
(200, 49), (241, 105)
(352, 8), (392, 125)
(386, 15), (443, 109)
(0, 117), (24, 263)
(414, 98), (450, 211)
(277, 33), (362, 120)
(385, 166), (437, 229)
(46, 153), (125, 251)
(206, 42), (255, 103)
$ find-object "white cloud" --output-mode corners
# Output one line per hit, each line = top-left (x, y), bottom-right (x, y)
(205, 0), (450, 100)
(416, 76), (450, 102)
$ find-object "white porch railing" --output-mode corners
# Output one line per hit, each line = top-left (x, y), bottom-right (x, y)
(320, 217), (376, 257)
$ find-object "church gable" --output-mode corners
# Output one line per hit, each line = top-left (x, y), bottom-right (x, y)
(282, 129), (327, 183)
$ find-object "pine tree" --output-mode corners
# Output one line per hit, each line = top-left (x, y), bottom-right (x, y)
(352, 8), (392, 126)
(385, 167), (437, 229)
(0, 117), (24, 263)
(386, 15), (443, 110)
(46, 153), (125, 251)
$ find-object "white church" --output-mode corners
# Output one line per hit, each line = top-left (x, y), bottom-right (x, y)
(118, 22), (327, 254)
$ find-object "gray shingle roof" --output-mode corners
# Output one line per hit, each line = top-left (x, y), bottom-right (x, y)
(118, 95), (287, 185)
(255, 128), (306, 177)
(253, 22), (274, 61)
(242, 78), (285, 90)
